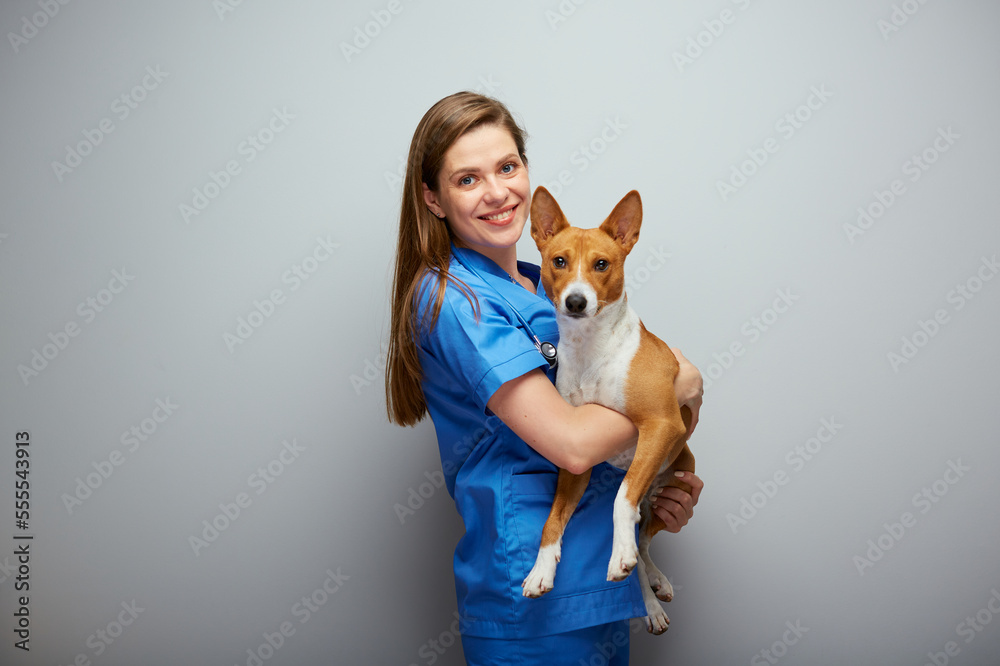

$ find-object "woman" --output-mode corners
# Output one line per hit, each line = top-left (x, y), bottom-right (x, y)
(386, 91), (704, 664)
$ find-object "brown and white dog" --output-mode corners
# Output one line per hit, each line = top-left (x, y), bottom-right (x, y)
(521, 186), (695, 635)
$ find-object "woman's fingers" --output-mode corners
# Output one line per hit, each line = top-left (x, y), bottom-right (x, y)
(651, 472), (704, 533)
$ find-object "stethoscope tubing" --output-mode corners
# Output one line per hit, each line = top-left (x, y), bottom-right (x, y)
(451, 250), (558, 369)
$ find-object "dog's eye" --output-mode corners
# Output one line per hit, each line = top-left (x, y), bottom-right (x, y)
(594, 259), (609, 272)
(552, 257), (566, 269)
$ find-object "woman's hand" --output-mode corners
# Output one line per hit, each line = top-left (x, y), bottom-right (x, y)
(672, 347), (704, 439)
(651, 471), (704, 533)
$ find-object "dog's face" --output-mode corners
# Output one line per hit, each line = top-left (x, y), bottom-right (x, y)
(530, 186), (643, 319)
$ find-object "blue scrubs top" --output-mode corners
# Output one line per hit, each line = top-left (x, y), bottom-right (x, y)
(416, 245), (645, 639)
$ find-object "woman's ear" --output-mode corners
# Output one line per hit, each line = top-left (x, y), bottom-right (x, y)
(422, 182), (443, 218)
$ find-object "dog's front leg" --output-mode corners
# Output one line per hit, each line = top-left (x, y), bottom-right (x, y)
(607, 477), (642, 582)
(522, 467), (592, 598)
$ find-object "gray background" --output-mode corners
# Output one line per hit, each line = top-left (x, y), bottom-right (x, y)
(1, 1), (999, 664)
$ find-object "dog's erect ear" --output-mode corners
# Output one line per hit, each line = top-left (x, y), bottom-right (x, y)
(599, 190), (642, 253)
(530, 186), (570, 248)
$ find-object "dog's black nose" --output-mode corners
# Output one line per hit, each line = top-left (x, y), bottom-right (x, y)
(565, 293), (587, 314)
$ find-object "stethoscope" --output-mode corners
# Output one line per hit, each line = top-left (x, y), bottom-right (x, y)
(451, 249), (558, 370)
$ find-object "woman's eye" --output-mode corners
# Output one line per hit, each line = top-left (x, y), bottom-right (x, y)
(552, 257), (566, 268)
(459, 176), (474, 186)
(595, 259), (609, 272)
(501, 162), (515, 174)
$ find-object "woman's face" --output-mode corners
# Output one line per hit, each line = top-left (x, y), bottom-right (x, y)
(423, 124), (530, 263)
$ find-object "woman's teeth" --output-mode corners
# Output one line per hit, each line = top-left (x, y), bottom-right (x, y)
(481, 206), (514, 221)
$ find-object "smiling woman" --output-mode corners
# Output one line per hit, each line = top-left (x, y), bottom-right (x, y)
(421, 125), (531, 283)
(384, 91), (704, 665)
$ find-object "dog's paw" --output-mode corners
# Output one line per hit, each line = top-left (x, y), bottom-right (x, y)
(521, 567), (553, 598)
(647, 568), (674, 602)
(521, 544), (559, 598)
(645, 608), (670, 635)
(607, 544), (638, 582)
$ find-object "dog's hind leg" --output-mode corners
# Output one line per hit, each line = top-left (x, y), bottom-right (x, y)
(638, 502), (674, 602)
(607, 416), (686, 582)
(638, 442), (695, 601)
(634, 547), (670, 634)
(639, 442), (696, 600)
(522, 467), (592, 598)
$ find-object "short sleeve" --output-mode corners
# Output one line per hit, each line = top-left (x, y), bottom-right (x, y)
(417, 276), (549, 413)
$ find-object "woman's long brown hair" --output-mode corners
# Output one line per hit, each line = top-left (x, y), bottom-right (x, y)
(385, 92), (528, 426)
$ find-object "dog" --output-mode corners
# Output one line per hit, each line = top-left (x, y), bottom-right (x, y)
(521, 186), (695, 635)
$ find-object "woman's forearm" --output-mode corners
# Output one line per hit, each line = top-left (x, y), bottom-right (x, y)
(558, 403), (638, 473)
(487, 369), (637, 474)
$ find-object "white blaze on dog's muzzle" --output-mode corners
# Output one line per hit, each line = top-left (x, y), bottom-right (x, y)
(559, 278), (601, 318)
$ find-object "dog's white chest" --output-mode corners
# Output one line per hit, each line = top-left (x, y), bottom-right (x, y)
(555, 305), (641, 417)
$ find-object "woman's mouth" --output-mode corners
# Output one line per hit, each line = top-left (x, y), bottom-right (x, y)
(479, 204), (517, 224)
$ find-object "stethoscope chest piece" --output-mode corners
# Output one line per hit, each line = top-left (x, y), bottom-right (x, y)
(539, 341), (558, 369)
(451, 249), (559, 370)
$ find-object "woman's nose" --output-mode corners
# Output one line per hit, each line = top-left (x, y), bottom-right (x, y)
(483, 176), (508, 202)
